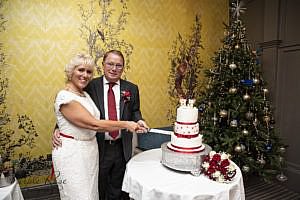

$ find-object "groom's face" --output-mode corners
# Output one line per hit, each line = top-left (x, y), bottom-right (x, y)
(103, 53), (124, 83)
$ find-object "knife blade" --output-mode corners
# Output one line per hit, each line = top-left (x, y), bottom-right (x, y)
(148, 128), (173, 135)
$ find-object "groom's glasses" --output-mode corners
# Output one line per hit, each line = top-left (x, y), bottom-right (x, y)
(104, 62), (124, 70)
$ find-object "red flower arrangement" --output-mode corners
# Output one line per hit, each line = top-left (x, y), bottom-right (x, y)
(201, 151), (236, 183)
(121, 90), (131, 103)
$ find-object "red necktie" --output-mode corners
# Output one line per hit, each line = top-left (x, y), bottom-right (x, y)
(108, 82), (119, 139)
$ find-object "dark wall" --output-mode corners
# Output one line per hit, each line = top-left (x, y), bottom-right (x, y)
(241, 0), (300, 192)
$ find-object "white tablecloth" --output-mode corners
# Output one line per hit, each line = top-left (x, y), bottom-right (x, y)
(0, 179), (24, 200)
(122, 148), (245, 200)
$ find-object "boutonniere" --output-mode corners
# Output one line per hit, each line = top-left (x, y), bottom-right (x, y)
(201, 151), (236, 183)
(121, 90), (131, 103)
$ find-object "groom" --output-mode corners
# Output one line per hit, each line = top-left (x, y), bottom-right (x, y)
(53, 50), (149, 200)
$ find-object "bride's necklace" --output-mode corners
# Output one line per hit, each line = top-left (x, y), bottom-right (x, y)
(65, 86), (85, 97)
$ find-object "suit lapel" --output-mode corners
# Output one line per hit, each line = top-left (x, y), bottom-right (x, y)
(97, 76), (105, 118)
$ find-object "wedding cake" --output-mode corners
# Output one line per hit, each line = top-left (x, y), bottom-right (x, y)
(167, 99), (205, 153)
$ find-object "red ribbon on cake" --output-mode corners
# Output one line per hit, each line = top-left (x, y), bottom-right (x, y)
(174, 132), (198, 138)
(176, 121), (197, 125)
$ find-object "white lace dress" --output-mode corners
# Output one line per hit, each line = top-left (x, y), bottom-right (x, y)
(52, 90), (100, 200)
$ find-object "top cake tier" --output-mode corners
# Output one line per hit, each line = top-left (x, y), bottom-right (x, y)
(176, 100), (198, 123)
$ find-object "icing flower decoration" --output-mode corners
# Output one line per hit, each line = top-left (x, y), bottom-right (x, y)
(201, 151), (236, 183)
(121, 90), (131, 103)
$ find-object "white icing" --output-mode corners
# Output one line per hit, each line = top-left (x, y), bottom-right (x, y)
(174, 122), (199, 135)
(171, 133), (202, 148)
(176, 106), (198, 123)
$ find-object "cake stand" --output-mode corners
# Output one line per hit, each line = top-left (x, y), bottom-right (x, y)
(161, 142), (212, 176)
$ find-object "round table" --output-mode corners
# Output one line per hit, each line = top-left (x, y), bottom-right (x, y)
(122, 148), (245, 200)
(0, 178), (24, 200)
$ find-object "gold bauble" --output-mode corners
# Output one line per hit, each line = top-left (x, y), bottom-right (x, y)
(264, 115), (270, 122)
(234, 145), (242, 153)
(243, 93), (251, 101)
(229, 87), (237, 94)
(219, 109), (228, 118)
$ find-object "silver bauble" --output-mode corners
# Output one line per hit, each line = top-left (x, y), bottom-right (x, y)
(258, 158), (266, 165)
(230, 120), (238, 127)
(279, 156), (284, 163)
(234, 145), (242, 153)
(279, 147), (286, 154)
(263, 88), (269, 93)
(242, 165), (250, 173)
(253, 118), (259, 126)
(245, 111), (254, 120)
(219, 109), (228, 118)
(243, 93), (251, 101)
(253, 77), (260, 84)
(242, 129), (249, 136)
(212, 116), (218, 122)
(229, 87), (237, 94)
(229, 63), (237, 70)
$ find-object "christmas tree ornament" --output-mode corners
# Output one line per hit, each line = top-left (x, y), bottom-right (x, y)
(242, 165), (250, 173)
(241, 79), (253, 86)
(219, 109), (228, 118)
(241, 144), (246, 151)
(234, 144), (242, 153)
(230, 119), (238, 127)
(229, 62), (237, 70)
(229, 87), (237, 94)
(235, 44), (240, 49)
(279, 156), (284, 163)
(243, 93), (251, 101)
(253, 77), (260, 84)
(279, 147), (286, 154)
(245, 111), (254, 120)
(258, 156), (266, 165)
(265, 141), (272, 152)
(264, 115), (270, 123)
(242, 128), (249, 136)
(253, 118), (259, 127)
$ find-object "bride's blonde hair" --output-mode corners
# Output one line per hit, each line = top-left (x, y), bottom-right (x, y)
(65, 53), (95, 81)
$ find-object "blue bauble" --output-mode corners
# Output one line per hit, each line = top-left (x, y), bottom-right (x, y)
(266, 142), (272, 152)
(240, 79), (253, 86)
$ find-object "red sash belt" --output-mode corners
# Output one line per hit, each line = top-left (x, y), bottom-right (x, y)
(60, 132), (74, 139)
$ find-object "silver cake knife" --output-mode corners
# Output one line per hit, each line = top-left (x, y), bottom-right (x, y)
(148, 128), (173, 135)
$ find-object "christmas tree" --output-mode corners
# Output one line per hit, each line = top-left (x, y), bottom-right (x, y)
(198, 1), (287, 180)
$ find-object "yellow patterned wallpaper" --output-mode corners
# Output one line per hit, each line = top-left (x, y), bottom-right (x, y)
(1, 0), (228, 158)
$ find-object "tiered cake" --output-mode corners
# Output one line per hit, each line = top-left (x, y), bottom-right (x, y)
(161, 98), (210, 175)
(167, 99), (205, 153)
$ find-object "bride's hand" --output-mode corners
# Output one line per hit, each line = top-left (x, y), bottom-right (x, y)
(125, 121), (140, 133)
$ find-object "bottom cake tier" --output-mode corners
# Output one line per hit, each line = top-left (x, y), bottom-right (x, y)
(161, 142), (212, 176)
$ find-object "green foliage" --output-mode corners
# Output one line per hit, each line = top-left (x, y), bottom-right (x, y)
(198, 16), (286, 180)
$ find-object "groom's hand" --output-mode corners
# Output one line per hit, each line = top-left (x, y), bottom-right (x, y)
(137, 120), (150, 133)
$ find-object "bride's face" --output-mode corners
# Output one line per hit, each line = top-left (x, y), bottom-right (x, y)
(71, 65), (93, 90)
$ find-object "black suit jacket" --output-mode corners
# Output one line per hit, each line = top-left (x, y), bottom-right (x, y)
(85, 76), (143, 162)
